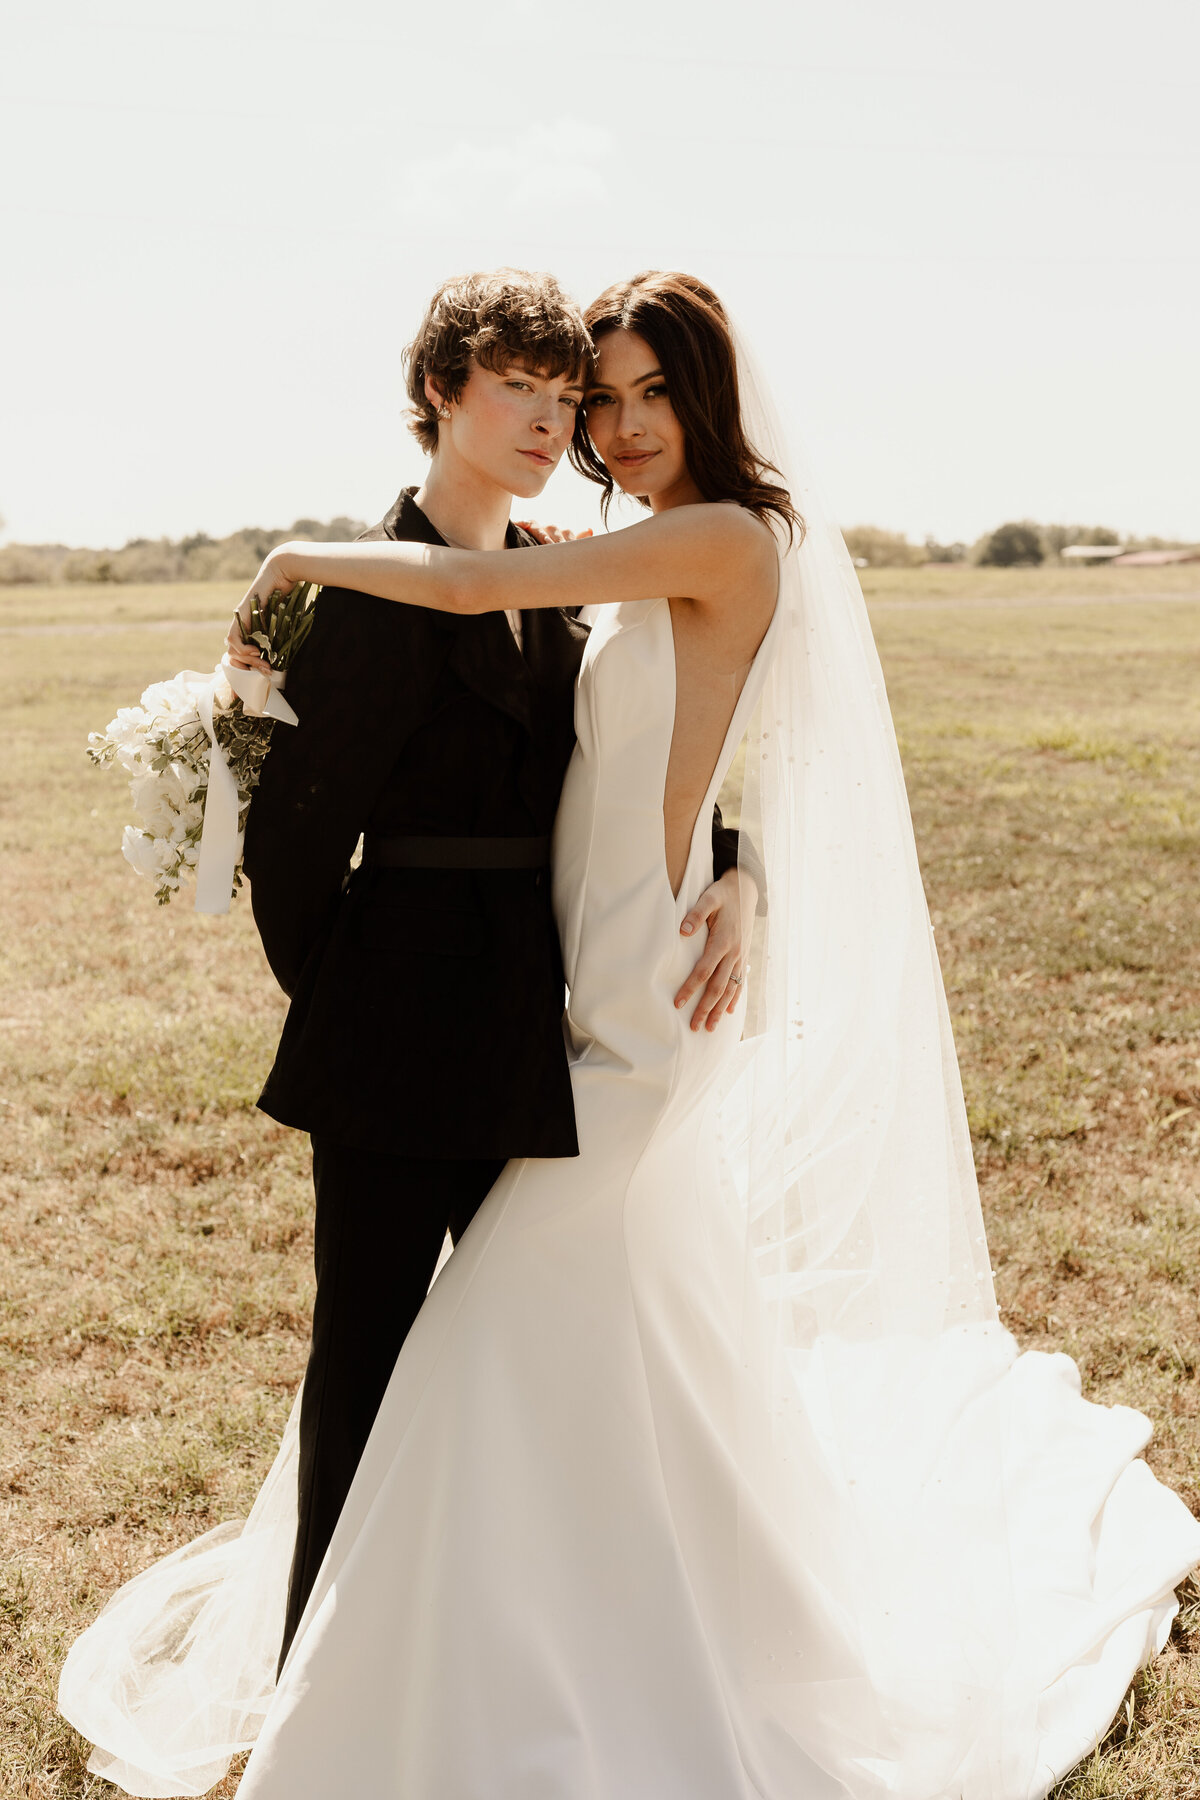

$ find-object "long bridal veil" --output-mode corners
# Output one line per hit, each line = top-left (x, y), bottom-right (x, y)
(57, 1396), (301, 1794)
(717, 325), (1200, 1796)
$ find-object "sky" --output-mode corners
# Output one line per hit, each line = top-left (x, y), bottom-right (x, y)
(2, 0), (1198, 550)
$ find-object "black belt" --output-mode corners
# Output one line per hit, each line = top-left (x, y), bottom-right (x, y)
(363, 834), (551, 871)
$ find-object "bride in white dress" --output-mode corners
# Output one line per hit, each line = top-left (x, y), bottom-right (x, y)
(60, 272), (1200, 1800)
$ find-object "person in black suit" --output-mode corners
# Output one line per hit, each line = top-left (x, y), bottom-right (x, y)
(242, 270), (760, 1666)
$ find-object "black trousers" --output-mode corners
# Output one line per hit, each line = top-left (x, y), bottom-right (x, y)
(279, 1139), (505, 1670)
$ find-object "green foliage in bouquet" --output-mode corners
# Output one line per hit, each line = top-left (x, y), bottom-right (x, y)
(240, 581), (317, 668)
(213, 583), (316, 811)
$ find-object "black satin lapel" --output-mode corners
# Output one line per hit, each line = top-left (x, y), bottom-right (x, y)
(521, 606), (590, 692)
(369, 490), (525, 730)
(514, 609), (591, 819)
(444, 612), (534, 734)
(370, 487), (445, 547)
(364, 499), (587, 736)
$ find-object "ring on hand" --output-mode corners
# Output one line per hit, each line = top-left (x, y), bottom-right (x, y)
(731, 973), (744, 986)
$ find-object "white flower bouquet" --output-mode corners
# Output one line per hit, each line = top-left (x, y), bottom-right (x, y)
(87, 584), (315, 909)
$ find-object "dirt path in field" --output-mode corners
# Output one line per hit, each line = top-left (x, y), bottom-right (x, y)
(4, 592), (1200, 636)
(871, 590), (1200, 611)
(0, 617), (230, 637)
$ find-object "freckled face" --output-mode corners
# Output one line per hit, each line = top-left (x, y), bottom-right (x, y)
(583, 328), (699, 509)
(436, 358), (585, 499)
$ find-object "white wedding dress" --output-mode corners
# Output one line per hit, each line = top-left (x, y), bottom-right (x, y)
(62, 588), (1200, 1799)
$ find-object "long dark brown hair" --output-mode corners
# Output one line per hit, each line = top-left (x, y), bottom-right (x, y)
(569, 271), (803, 542)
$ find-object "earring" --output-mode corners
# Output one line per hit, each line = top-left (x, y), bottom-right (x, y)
(437, 404), (450, 419)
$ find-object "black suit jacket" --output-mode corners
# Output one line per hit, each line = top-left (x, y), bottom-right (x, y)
(245, 487), (749, 1161)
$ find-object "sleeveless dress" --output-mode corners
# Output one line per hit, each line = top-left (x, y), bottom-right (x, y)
(64, 594), (1200, 1800)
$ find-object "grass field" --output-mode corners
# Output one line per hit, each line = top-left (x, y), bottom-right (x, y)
(1, 573), (1198, 1797)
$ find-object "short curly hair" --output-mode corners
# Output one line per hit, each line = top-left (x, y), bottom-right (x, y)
(403, 268), (592, 455)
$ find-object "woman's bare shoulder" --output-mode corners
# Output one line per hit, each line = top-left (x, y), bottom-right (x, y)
(690, 504), (780, 603)
(654, 501), (778, 567)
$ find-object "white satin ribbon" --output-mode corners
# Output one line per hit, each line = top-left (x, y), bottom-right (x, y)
(223, 657), (300, 726)
(192, 658), (299, 915)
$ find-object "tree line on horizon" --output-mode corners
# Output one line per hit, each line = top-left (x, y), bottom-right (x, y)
(0, 517), (368, 585)
(842, 522), (1199, 569)
(0, 516), (1195, 583)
